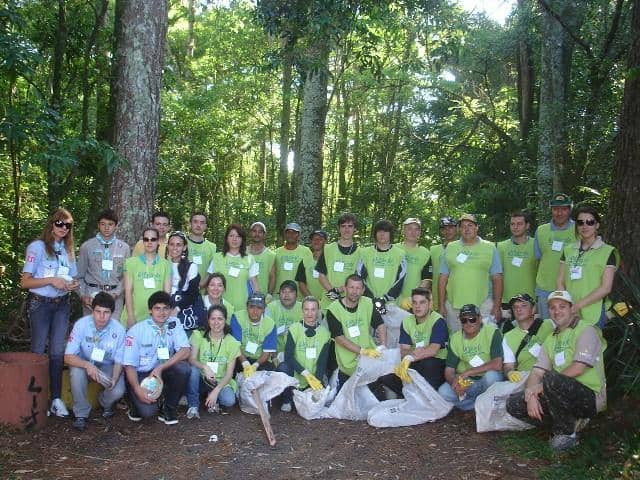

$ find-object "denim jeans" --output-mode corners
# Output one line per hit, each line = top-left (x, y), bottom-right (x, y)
(186, 365), (236, 408)
(69, 364), (125, 418)
(28, 294), (70, 399)
(438, 370), (503, 411)
(127, 361), (190, 418)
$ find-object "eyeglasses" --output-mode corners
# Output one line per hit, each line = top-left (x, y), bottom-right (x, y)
(460, 317), (478, 324)
(54, 220), (73, 230)
(143, 237), (159, 242)
(576, 219), (597, 226)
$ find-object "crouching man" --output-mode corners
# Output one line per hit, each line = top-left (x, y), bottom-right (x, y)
(123, 291), (191, 425)
(506, 290), (606, 451)
(64, 292), (126, 431)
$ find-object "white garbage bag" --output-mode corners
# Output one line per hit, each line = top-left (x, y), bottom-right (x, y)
(293, 386), (333, 420)
(367, 370), (453, 427)
(382, 304), (411, 348)
(237, 370), (298, 415)
(474, 373), (534, 432)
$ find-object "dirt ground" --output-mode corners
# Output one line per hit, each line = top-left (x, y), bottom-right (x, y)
(0, 401), (544, 480)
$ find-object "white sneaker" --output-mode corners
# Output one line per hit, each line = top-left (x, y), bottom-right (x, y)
(49, 398), (70, 417)
(280, 402), (292, 413)
(186, 406), (200, 419)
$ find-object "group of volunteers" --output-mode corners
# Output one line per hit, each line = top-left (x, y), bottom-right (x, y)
(20, 191), (617, 451)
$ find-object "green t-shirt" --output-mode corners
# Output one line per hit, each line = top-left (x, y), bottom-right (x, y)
(234, 309), (276, 361)
(395, 243), (431, 303)
(288, 321), (331, 389)
(503, 319), (554, 371)
(301, 254), (325, 302)
(187, 238), (216, 286)
(447, 324), (502, 376)
(250, 247), (275, 293)
(359, 245), (406, 298)
(265, 300), (303, 353)
(122, 255), (171, 325)
(273, 245), (313, 294)
(190, 330), (241, 391)
(497, 237), (537, 303)
(401, 311), (447, 360)
(535, 222), (577, 292)
(208, 252), (257, 311)
(444, 239), (496, 309)
(430, 243), (446, 311)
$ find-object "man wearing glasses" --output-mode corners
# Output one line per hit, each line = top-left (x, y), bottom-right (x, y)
(437, 304), (503, 411)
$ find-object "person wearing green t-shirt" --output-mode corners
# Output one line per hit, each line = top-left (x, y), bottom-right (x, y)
(297, 229), (328, 301)
(534, 193), (577, 319)
(557, 206), (618, 327)
(276, 296), (331, 412)
(396, 218), (432, 311)
(430, 216), (458, 312)
(207, 224), (259, 311)
(265, 280), (303, 361)
(506, 290), (606, 452)
(438, 214), (503, 331)
(437, 304), (504, 411)
(248, 221), (275, 298)
(381, 287), (448, 396)
(186, 212), (217, 289)
(186, 304), (240, 419)
(497, 211), (538, 320)
(269, 222), (313, 298)
(123, 227), (172, 328)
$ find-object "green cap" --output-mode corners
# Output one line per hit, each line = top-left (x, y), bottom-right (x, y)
(549, 193), (572, 207)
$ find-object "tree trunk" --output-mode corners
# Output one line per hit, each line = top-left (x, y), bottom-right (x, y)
(336, 75), (349, 214)
(296, 39), (329, 238)
(517, 0), (535, 142)
(276, 45), (293, 240)
(187, 0), (196, 57)
(608, 0), (640, 284)
(109, 0), (168, 246)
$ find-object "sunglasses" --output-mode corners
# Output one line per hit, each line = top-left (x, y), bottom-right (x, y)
(576, 219), (597, 226)
(143, 237), (159, 242)
(460, 317), (478, 324)
(54, 220), (73, 230)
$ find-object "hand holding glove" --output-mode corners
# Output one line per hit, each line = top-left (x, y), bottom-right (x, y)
(242, 360), (257, 378)
(507, 370), (522, 383)
(394, 355), (414, 383)
(360, 347), (382, 358)
(326, 288), (341, 301)
(302, 370), (323, 391)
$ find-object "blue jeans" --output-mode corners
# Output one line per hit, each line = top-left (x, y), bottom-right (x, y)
(28, 294), (70, 398)
(536, 289), (550, 319)
(186, 366), (236, 408)
(276, 361), (295, 404)
(127, 361), (190, 418)
(438, 370), (503, 411)
(69, 364), (125, 418)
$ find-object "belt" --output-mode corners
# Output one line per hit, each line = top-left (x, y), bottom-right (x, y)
(87, 283), (118, 291)
(28, 292), (70, 304)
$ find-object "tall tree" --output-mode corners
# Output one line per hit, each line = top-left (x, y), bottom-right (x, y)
(109, 0), (168, 245)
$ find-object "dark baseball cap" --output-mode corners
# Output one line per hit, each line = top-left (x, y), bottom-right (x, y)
(247, 293), (266, 308)
(440, 216), (458, 227)
(509, 293), (536, 306)
(309, 229), (328, 240)
(459, 304), (480, 318)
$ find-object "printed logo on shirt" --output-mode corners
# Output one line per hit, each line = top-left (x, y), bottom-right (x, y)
(26, 254), (36, 263)
(125, 336), (134, 347)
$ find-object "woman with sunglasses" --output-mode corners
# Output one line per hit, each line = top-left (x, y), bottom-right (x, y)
(123, 227), (171, 327)
(166, 231), (201, 335)
(206, 224), (259, 311)
(21, 208), (80, 417)
(186, 304), (240, 418)
(202, 273), (235, 325)
(557, 205), (618, 327)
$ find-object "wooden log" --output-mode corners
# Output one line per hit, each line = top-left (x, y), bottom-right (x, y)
(251, 389), (276, 446)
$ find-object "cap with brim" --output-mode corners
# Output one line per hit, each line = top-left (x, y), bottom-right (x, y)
(440, 216), (458, 227)
(247, 293), (266, 308)
(547, 290), (573, 305)
(459, 304), (480, 318)
(250, 221), (267, 233)
(285, 222), (301, 232)
(510, 293), (536, 306)
(549, 193), (572, 207)
(403, 217), (421, 226)
(459, 214), (478, 225)
(309, 229), (328, 240)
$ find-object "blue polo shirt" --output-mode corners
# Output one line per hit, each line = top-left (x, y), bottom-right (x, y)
(65, 315), (126, 365)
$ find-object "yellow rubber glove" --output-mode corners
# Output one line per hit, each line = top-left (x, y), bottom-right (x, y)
(242, 360), (256, 378)
(360, 347), (381, 358)
(303, 371), (323, 391)
(399, 297), (413, 311)
(394, 355), (413, 383)
(613, 302), (629, 317)
(457, 376), (473, 389)
(507, 370), (522, 383)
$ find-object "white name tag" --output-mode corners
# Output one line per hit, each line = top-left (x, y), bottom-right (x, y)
(277, 325), (287, 335)
(312, 269), (320, 279)
(44, 267), (56, 278)
(193, 255), (203, 265)
(528, 343), (541, 357)
(90, 347), (106, 362)
(374, 267), (385, 278)
(511, 257), (523, 267)
(101, 259), (114, 271)
(554, 351), (565, 366)
(333, 261), (344, 272)
(245, 341), (258, 355)
(283, 262), (294, 271)
(157, 347), (170, 360)
(415, 341), (425, 348)
(456, 253), (468, 264)
(551, 241), (564, 252)
(469, 355), (484, 368)
(58, 266), (70, 276)
(228, 266), (240, 278)
(305, 347), (317, 359)
(206, 361), (218, 373)
(570, 266), (582, 280)
(277, 351), (285, 363)
(143, 277), (156, 289)
(347, 325), (361, 338)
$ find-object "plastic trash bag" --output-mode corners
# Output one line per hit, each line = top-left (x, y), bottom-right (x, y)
(474, 372), (534, 432)
(237, 370), (298, 415)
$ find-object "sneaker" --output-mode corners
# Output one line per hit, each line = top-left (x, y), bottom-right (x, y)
(178, 395), (188, 406)
(549, 434), (579, 451)
(49, 398), (70, 418)
(72, 417), (87, 431)
(102, 407), (115, 419)
(127, 404), (142, 422)
(158, 406), (178, 425)
(186, 407), (200, 419)
(280, 402), (292, 413)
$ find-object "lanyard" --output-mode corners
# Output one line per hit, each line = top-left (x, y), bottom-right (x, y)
(208, 335), (223, 362)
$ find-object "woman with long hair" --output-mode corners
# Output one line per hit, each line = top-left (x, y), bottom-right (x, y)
(21, 208), (80, 417)
(202, 272), (235, 324)
(186, 305), (240, 418)
(207, 224), (259, 310)
(123, 227), (171, 327)
(166, 231), (201, 335)
(557, 205), (618, 327)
